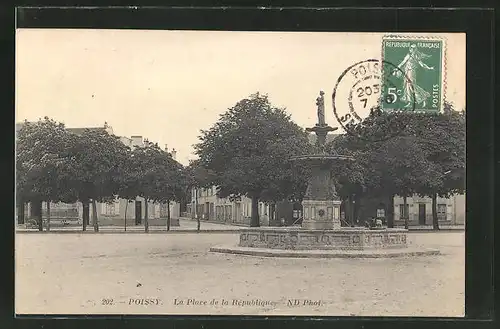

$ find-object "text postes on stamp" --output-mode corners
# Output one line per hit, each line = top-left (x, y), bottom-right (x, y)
(381, 37), (444, 113)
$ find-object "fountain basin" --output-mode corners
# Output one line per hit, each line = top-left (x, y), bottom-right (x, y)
(237, 227), (408, 250)
(289, 154), (355, 163)
(209, 227), (441, 258)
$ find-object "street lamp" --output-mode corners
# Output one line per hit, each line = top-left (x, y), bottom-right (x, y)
(351, 193), (356, 227)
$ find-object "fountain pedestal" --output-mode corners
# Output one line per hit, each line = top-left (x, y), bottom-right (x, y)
(297, 155), (343, 230)
(301, 199), (341, 230)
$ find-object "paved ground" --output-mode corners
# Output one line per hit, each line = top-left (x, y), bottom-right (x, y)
(15, 232), (464, 317)
(17, 217), (464, 233)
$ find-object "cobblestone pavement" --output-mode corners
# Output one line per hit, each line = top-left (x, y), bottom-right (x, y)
(15, 232), (464, 316)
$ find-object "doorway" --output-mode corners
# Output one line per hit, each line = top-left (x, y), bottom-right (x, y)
(234, 203), (241, 223)
(135, 201), (142, 225)
(418, 204), (426, 225)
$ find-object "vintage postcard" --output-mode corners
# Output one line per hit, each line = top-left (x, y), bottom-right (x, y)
(15, 30), (465, 317)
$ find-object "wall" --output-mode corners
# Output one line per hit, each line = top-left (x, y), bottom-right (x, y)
(453, 193), (465, 225)
(190, 186), (271, 226)
(393, 194), (458, 225)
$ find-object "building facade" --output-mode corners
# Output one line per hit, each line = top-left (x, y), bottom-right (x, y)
(190, 185), (465, 227)
(393, 193), (465, 226)
(191, 187), (271, 226)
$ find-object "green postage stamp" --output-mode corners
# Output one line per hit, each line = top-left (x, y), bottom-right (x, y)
(381, 36), (445, 113)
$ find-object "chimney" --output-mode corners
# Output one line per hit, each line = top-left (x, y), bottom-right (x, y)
(164, 144), (168, 152)
(171, 148), (177, 160)
(131, 136), (143, 147)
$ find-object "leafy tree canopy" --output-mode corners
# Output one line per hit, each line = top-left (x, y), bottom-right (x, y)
(195, 92), (312, 202)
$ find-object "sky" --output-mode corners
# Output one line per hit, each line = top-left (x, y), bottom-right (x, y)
(16, 30), (465, 165)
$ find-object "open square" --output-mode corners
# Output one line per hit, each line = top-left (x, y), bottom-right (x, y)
(15, 29), (466, 317)
(15, 232), (464, 316)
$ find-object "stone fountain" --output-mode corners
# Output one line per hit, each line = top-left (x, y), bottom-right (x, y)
(210, 91), (439, 258)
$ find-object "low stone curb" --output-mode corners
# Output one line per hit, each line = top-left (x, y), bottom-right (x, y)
(16, 229), (246, 234)
(209, 245), (441, 258)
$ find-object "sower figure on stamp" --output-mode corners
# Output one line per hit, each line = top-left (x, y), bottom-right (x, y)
(393, 44), (435, 108)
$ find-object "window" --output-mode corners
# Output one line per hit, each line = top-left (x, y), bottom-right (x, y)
(105, 203), (116, 216)
(376, 208), (385, 218)
(437, 204), (447, 220)
(215, 206), (220, 220)
(399, 204), (409, 219)
(160, 203), (169, 217)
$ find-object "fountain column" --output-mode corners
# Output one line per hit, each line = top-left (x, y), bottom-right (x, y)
(300, 91), (343, 230)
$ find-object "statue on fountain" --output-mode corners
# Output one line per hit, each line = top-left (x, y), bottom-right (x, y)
(316, 90), (326, 126)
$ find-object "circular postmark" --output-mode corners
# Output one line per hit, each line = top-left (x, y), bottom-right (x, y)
(332, 59), (416, 142)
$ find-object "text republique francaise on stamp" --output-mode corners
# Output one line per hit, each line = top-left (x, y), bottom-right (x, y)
(381, 37), (445, 113)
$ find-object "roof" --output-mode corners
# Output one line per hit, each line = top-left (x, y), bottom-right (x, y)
(15, 122), (25, 132)
(66, 127), (108, 135)
(16, 121), (114, 136)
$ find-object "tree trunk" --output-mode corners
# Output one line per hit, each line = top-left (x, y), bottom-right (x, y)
(17, 199), (25, 225)
(250, 196), (260, 227)
(92, 199), (99, 232)
(387, 195), (395, 228)
(144, 198), (149, 233)
(403, 195), (409, 229)
(349, 195), (355, 227)
(82, 200), (89, 231)
(269, 202), (276, 226)
(124, 200), (128, 232)
(46, 201), (51, 232)
(34, 199), (43, 232)
(353, 194), (360, 226)
(166, 200), (171, 231)
(432, 193), (440, 230)
(195, 189), (200, 231)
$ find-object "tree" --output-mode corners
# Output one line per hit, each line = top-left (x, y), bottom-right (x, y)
(116, 156), (136, 232)
(151, 157), (185, 232)
(16, 118), (77, 231)
(329, 110), (433, 228)
(65, 129), (130, 232)
(411, 104), (466, 229)
(329, 106), (465, 229)
(185, 159), (217, 231)
(123, 141), (184, 232)
(195, 93), (311, 227)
